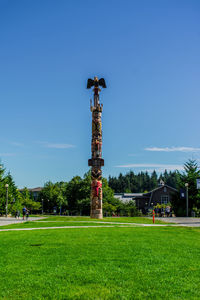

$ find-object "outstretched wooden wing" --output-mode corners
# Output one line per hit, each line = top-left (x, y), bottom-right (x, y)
(99, 78), (106, 88)
(87, 78), (94, 89)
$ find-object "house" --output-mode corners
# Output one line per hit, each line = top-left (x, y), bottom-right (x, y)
(114, 182), (178, 213)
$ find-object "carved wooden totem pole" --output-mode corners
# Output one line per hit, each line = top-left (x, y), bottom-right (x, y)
(87, 77), (106, 219)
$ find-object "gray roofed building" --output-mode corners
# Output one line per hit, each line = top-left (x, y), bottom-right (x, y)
(114, 184), (178, 213)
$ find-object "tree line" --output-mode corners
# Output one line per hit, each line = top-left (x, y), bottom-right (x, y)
(0, 159), (200, 217)
(0, 166), (139, 217)
(0, 163), (41, 215)
(39, 171), (140, 217)
(108, 170), (180, 193)
(108, 161), (200, 216)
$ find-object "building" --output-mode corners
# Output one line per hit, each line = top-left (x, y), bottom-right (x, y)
(114, 182), (178, 213)
(19, 187), (43, 201)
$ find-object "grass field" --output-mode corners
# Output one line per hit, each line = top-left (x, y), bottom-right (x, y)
(38, 216), (167, 223)
(0, 216), (170, 230)
(37, 216), (157, 223)
(0, 221), (200, 300)
(0, 221), (124, 229)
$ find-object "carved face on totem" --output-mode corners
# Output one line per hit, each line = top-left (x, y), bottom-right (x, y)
(92, 119), (102, 137)
(91, 139), (102, 158)
(91, 196), (101, 210)
(91, 168), (102, 180)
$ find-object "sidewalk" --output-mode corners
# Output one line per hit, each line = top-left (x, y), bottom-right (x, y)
(0, 217), (45, 226)
(154, 217), (200, 227)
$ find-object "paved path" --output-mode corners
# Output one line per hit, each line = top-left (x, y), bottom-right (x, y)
(0, 217), (45, 227)
(36, 219), (200, 227)
(0, 223), (181, 232)
(1, 217), (200, 232)
(154, 217), (200, 227)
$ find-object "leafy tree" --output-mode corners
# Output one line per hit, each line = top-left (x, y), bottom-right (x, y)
(56, 182), (68, 214)
(65, 176), (83, 213)
(11, 190), (23, 215)
(103, 202), (116, 216)
(102, 178), (117, 205)
(0, 165), (22, 215)
(21, 187), (41, 213)
(39, 181), (67, 213)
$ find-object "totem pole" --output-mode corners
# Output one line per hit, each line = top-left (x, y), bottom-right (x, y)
(87, 76), (106, 219)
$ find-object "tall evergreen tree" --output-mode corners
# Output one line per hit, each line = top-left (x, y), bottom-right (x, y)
(0, 163), (23, 215)
(171, 159), (200, 216)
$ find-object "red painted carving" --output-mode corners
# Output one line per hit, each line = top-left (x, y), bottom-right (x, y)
(92, 180), (102, 197)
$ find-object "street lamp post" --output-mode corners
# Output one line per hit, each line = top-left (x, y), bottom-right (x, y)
(185, 183), (189, 217)
(42, 199), (44, 215)
(5, 184), (9, 217)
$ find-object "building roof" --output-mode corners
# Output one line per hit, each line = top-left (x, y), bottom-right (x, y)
(19, 187), (43, 192)
(114, 184), (178, 202)
(29, 187), (43, 192)
(124, 193), (144, 197)
(145, 184), (178, 194)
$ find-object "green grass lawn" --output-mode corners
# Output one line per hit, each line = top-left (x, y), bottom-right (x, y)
(0, 226), (200, 299)
(0, 221), (126, 229)
(0, 216), (170, 230)
(37, 215), (169, 224)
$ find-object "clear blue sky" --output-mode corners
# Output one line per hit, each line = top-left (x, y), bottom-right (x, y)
(0, 0), (200, 188)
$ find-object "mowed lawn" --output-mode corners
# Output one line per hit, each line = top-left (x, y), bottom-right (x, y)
(1, 227), (200, 300)
(38, 216), (168, 224)
(0, 216), (169, 230)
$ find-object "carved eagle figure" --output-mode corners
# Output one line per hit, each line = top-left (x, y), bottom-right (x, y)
(87, 77), (106, 89)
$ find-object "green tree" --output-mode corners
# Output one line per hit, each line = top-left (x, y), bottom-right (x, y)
(65, 176), (82, 213)
(102, 178), (119, 205)
(55, 182), (68, 215)
(0, 165), (22, 215)
(21, 187), (41, 213)
(171, 159), (200, 216)
(182, 160), (200, 210)
(40, 181), (67, 213)
(103, 202), (116, 216)
(0, 164), (7, 215)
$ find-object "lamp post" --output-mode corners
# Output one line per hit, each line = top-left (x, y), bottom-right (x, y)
(185, 183), (189, 217)
(5, 184), (9, 217)
(42, 199), (44, 215)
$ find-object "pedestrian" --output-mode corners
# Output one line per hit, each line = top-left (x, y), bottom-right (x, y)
(155, 207), (158, 216)
(161, 207), (164, 217)
(22, 206), (26, 220)
(166, 206), (170, 217)
(158, 207), (161, 217)
(17, 210), (20, 219)
(26, 209), (29, 220)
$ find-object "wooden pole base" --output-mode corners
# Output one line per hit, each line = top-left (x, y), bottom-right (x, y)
(90, 209), (103, 219)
